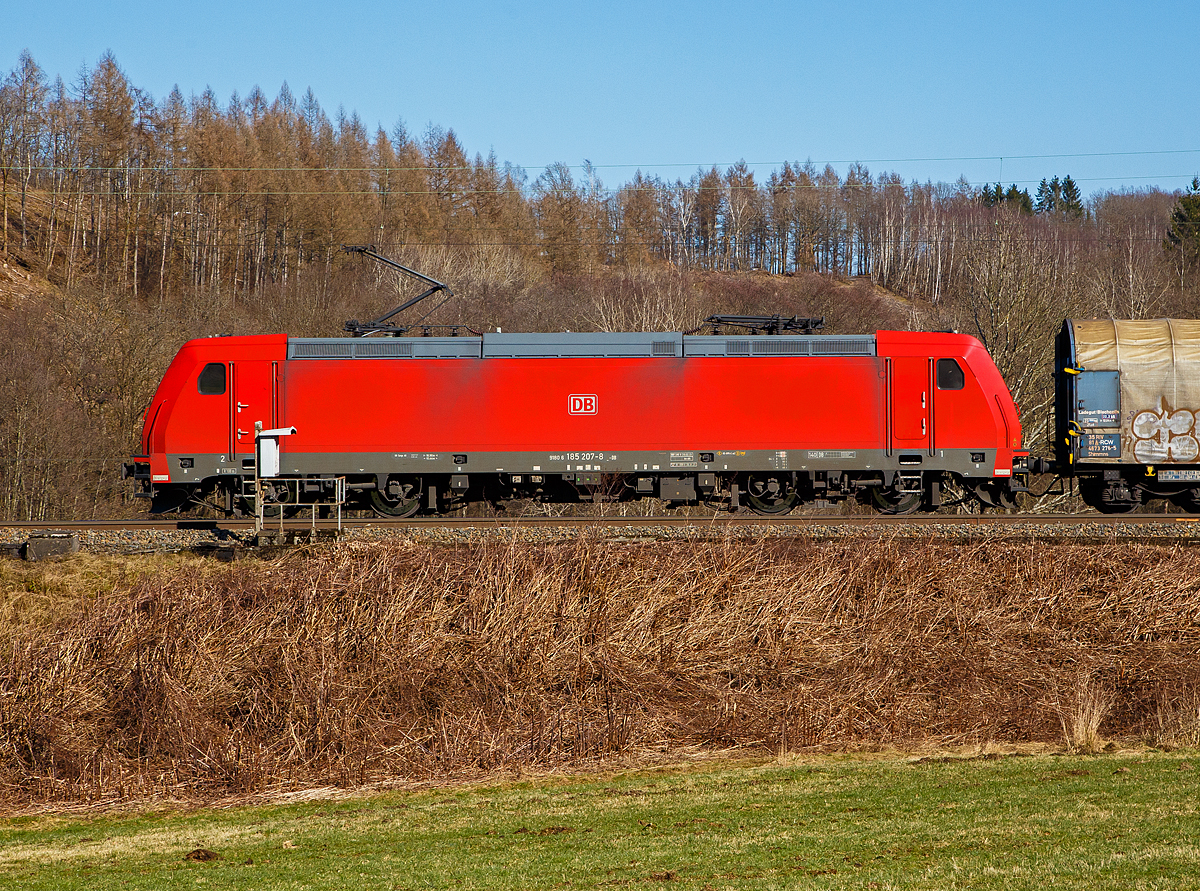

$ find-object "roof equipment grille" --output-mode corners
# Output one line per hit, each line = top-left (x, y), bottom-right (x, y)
(288, 337), (482, 359)
(291, 341), (353, 358)
(752, 339), (809, 355)
(355, 340), (414, 357)
(811, 338), (874, 355)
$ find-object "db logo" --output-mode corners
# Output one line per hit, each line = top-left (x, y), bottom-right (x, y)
(568, 394), (597, 415)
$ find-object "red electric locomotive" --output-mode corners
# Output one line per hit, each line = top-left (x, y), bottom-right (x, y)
(125, 323), (1029, 516)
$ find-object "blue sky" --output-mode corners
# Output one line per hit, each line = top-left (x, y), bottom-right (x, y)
(5, 0), (1199, 196)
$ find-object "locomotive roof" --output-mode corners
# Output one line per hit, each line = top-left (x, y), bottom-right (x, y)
(286, 331), (878, 360)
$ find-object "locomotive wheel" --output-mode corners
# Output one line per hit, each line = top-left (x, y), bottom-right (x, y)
(149, 486), (191, 514)
(745, 472), (799, 515)
(870, 486), (922, 515)
(963, 479), (1019, 512)
(369, 477), (422, 518)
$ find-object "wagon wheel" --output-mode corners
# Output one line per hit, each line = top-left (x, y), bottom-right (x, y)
(369, 476), (423, 518)
(1170, 487), (1200, 514)
(1092, 498), (1140, 515)
(1094, 501), (1137, 516)
(1079, 479), (1140, 514)
(745, 472), (800, 515)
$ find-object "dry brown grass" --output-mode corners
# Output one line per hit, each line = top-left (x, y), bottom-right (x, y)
(1146, 686), (1200, 749)
(2, 533), (1199, 806)
(1052, 672), (1113, 753)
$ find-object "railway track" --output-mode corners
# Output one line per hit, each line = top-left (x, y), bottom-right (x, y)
(2, 512), (1199, 560)
(2, 512), (1200, 533)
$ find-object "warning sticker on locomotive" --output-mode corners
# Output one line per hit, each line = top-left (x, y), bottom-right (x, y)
(1078, 433), (1121, 459)
(807, 450), (857, 460)
(670, 451), (697, 468)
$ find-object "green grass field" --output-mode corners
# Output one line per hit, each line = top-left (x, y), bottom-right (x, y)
(3, 749), (1198, 890)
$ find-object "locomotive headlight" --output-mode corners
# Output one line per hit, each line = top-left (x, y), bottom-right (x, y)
(178, 457), (194, 468)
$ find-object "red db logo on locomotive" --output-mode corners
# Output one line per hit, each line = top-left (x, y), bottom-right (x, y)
(568, 394), (598, 415)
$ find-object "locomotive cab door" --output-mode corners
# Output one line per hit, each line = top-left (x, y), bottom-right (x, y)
(888, 356), (932, 455)
(229, 360), (278, 466)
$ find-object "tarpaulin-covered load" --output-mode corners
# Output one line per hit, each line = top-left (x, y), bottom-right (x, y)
(1066, 319), (1200, 464)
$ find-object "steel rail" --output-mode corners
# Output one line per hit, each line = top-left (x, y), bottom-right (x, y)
(3, 513), (1200, 533)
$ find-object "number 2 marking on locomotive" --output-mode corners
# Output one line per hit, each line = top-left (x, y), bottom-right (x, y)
(568, 394), (597, 415)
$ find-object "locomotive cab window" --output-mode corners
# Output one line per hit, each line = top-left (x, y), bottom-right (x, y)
(936, 358), (965, 390)
(197, 362), (227, 395)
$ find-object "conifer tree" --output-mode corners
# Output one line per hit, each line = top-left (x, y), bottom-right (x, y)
(1166, 177), (1200, 271)
(1060, 175), (1084, 218)
(532, 162), (584, 275)
(1035, 175), (1082, 217)
(1004, 184), (1034, 214)
(1035, 176), (1061, 214)
(983, 183), (1032, 214)
(11, 51), (46, 249)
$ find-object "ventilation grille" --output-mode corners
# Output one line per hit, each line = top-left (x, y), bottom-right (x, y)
(287, 334), (876, 360)
(289, 337), (483, 359)
(482, 333), (683, 358)
(684, 335), (876, 357)
(356, 340), (414, 357)
(812, 338), (873, 355)
(752, 339), (809, 355)
(291, 342), (352, 358)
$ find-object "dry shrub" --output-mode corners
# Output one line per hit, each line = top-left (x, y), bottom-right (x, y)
(1146, 687), (1200, 749)
(3, 534), (1200, 805)
(1052, 673), (1113, 753)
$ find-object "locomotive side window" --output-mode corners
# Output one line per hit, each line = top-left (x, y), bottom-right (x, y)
(198, 362), (227, 395)
(936, 358), (965, 390)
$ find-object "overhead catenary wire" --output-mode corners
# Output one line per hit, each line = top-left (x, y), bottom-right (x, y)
(4, 147), (1200, 175)
(0, 174), (1196, 194)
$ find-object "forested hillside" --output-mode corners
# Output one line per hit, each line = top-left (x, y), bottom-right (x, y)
(1, 50), (1198, 519)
